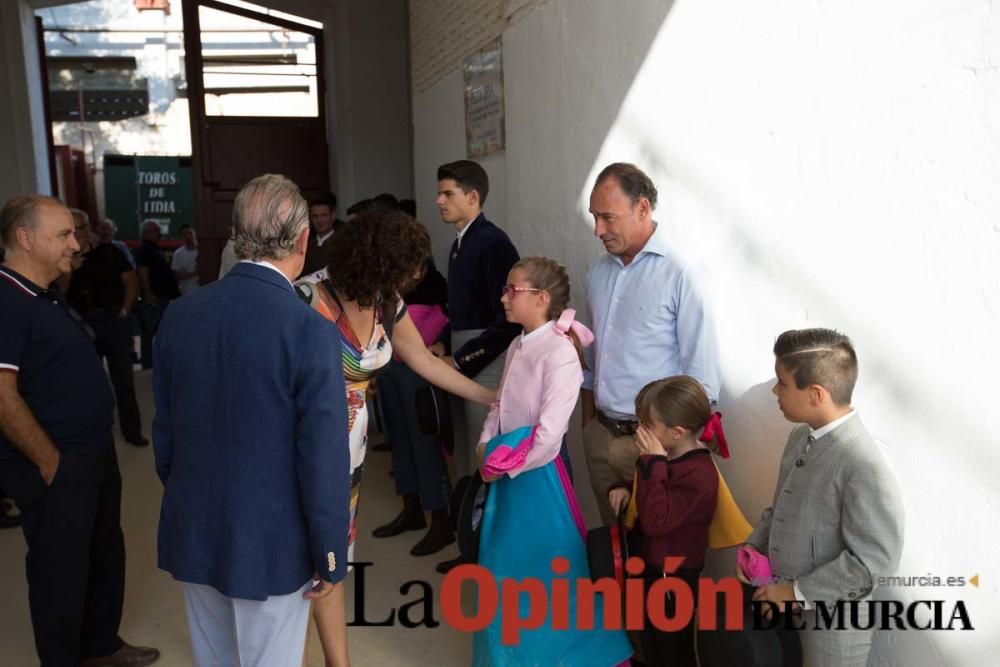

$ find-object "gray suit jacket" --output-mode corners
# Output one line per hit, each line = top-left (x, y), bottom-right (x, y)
(746, 414), (904, 603)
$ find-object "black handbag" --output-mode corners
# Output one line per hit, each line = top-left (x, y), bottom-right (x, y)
(585, 510), (631, 586)
(414, 384), (454, 455)
(452, 472), (488, 562)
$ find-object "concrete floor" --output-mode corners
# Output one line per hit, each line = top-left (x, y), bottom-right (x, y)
(0, 369), (475, 666)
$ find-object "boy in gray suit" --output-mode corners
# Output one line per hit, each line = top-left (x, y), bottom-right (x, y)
(743, 328), (905, 667)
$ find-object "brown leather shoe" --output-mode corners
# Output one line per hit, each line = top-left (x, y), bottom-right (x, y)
(82, 642), (160, 666)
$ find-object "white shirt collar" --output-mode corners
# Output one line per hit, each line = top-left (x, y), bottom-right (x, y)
(239, 259), (293, 287)
(810, 409), (857, 440)
(520, 320), (553, 343)
(316, 230), (334, 247)
(455, 215), (479, 248)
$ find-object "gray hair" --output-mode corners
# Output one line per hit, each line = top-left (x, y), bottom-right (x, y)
(69, 207), (90, 225)
(1, 194), (64, 249)
(232, 174), (308, 261)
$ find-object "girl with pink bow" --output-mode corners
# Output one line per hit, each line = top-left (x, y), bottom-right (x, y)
(473, 256), (632, 666)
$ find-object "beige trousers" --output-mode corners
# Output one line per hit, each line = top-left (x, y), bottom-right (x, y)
(581, 416), (641, 527)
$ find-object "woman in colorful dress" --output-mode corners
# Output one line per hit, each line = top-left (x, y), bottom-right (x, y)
(296, 207), (493, 666)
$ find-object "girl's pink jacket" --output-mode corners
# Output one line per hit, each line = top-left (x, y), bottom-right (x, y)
(478, 309), (593, 477)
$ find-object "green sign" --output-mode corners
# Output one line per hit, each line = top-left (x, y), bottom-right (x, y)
(103, 154), (194, 240)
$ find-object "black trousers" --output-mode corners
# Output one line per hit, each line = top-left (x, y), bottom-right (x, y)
(137, 301), (168, 370)
(87, 312), (143, 441)
(641, 568), (702, 667)
(379, 360), (452, 511)
(0, 445), (126, 666)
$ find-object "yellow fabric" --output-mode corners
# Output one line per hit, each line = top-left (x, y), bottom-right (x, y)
(622, 461), (752, 550)
(708, 463), (753, 549)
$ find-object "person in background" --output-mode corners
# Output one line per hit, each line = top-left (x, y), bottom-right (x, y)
(399, 198), (417, 218)
(371, 254), (454, 556)
(96, 218), (135, 268)
(346, 198), (384, 220)
(171, 224), (199, 295)
(0, 194), (159, 667)
(301, 193), (345, 276)
(373, 192), (399, 209)
(134, 221), (180, 369)
(217, 225), (240, 279)
(66, 209), (148, 447)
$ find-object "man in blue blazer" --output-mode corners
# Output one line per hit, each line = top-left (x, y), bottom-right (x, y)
(153, 174), (350, 666)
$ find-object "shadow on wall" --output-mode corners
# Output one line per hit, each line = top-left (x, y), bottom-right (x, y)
(501, 0), (680, 325)
(604, 112), (993, 496)
(715, 380), (792, 527)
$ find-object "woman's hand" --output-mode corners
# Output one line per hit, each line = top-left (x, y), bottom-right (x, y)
(608, 487), (631, 515)
(476, 386), (498, 407)
(634, 424), (667, 457)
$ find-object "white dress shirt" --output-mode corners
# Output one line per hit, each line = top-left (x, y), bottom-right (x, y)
(454, 216), (478, 250)
(240, 259), (293, 287)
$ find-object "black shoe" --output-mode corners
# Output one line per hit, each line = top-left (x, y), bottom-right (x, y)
(82, 642), (160, 666)
(0, 499), (20, 529)
(372, 495), (426, 538)
(435, 555), (467, 574)
(125, 435), (150, 447)
(410, 509), (455, 556)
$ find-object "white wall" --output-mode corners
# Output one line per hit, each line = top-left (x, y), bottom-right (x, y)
(327, 0), (413, 205)
(411, 1), (1000, 664)
(412, 66), (507, 269)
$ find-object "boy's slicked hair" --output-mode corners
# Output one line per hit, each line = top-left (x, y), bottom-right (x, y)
(774, 328), (858, 406)
(437, 160), (489, 206)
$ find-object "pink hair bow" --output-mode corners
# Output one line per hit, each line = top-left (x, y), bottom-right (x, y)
(700, 411), (730, 459)
(554, 309), (594, 347)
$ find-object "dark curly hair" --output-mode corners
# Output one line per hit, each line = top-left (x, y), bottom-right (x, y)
(325, 207), (431, 308)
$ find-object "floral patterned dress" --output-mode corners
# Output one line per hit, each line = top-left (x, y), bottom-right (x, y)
(296, 277), (401, 561)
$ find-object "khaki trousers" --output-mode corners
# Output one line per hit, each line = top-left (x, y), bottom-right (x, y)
(582, 416), (641, 526)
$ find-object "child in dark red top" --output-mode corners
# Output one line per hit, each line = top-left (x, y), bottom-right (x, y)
(608, 375), (724, 667)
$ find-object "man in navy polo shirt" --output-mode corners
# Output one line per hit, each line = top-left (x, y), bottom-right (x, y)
(0, 195), (158, 667)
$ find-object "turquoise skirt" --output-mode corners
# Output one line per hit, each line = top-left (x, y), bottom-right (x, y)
(472, 426), (632, 667)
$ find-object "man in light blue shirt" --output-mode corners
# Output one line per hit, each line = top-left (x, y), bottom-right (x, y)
(581, 162), (721, 526)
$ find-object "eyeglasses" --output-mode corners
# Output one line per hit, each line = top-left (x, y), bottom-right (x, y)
(501, 285), (541, 299)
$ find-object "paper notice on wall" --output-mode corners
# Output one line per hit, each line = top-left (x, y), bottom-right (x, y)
(464, 37), (505, 158)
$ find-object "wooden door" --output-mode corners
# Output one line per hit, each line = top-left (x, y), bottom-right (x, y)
(182, 0), (328, 282)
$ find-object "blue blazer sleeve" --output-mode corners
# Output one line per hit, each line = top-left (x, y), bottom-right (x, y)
(294, 321), (351, 584)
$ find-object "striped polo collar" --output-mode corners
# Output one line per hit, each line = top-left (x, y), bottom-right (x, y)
(0, 265), (42, 297)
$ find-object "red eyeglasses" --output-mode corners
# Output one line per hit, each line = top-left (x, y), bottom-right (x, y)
(501, 285), (541, 299)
